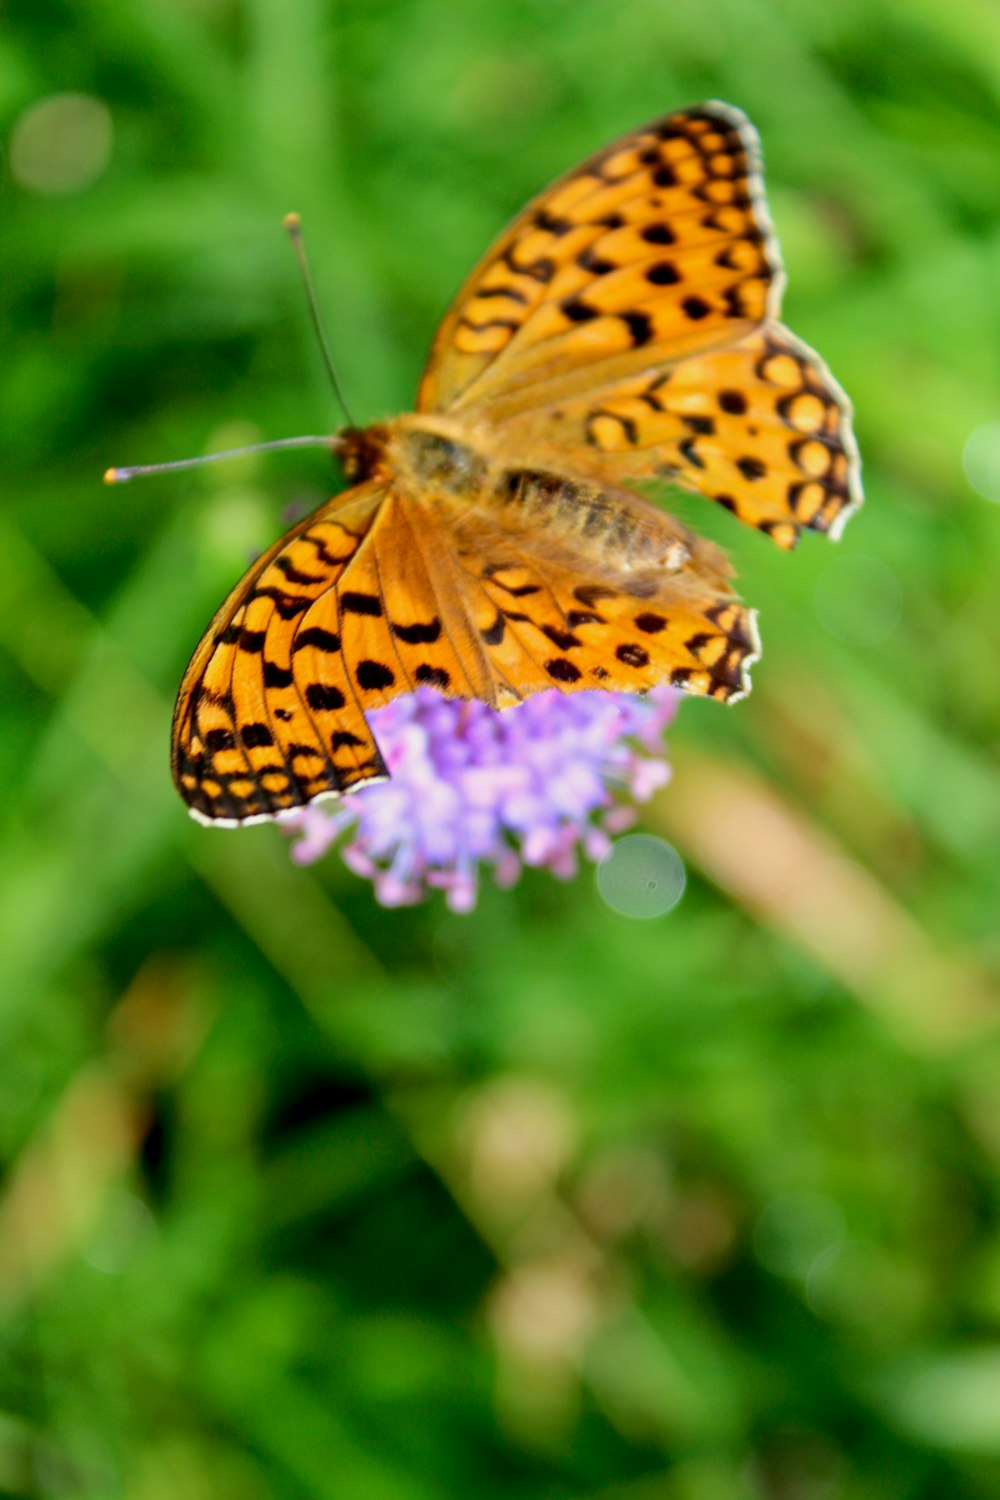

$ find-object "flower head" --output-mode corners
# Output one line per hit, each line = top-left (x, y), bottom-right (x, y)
(285, 687), (679, 913)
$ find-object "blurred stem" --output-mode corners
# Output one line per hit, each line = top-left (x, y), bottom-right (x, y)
(651, 745), (999, 1051)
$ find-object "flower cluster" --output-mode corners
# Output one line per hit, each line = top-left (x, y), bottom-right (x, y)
(285, 686), (678, 912)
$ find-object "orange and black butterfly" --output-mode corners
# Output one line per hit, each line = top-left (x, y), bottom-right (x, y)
(168, 103), (861, 826)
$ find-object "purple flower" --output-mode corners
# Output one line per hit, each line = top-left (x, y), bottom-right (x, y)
(284, 687), (679, 913)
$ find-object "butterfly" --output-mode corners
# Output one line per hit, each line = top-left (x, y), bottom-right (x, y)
(171, 102), (861, 826)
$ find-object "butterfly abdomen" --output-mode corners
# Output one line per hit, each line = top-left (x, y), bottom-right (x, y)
(486, 463), (683, 570)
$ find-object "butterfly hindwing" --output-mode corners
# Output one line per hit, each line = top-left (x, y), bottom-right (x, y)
(445, 509), (759, 705)
(496, 323), (861, 547)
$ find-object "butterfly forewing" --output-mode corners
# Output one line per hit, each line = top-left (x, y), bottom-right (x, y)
(416, 102), (859, 548)
(294, 490), (498, 710)
(173, 483), (389, 824)
(417, 103), (782, 417)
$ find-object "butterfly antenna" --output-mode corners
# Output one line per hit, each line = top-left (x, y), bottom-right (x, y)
(105, 216), (355, 485)
(284, 213), (356, 427)
(104, 433), (341, 484)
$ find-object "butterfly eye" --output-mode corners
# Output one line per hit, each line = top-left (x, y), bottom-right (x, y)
(339, 425), (390, 484)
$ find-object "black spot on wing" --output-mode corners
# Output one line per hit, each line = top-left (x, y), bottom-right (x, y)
(457, 315), (521, 335)
(641, 222), (676, 245)
(253, 588), (312, 620)
(682, 296), (712, 321)
(562, 297), (600, 324)
(392, 618), (442, 645)
(294, 626), (342, 653)
(542, 624), (582, 651)
(415, 665), (451, 689)
(356, 660), (394, 691)
(622, 310), (653, 346)
(341, 591), (383, 617)
(579, 246), (617, 276)
(203, 727), (236, 753)
(574, 584), (618, 607)
(502, 244), (555, 282)
(616, 643), (650, 668)
(306, 683), (346, 711)
(737, 456), (766, 482)
(240, 723), (274, 748)
(490, 578), (541, 599)
(545, 658), (582, 683)
(263, 661), (293, 689)
(302, 533), (354, 567)
(475, 286), (528, 305)
(534, 208), (573, 235)
(275, 556), (324, 586)
(679, 437), (705, 470)
(585, 410), (638, 448)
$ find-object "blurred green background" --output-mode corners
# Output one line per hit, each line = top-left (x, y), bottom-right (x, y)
(4, 1), (1000, 1496)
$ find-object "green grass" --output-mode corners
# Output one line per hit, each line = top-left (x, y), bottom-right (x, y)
(3, 2), (1000, 1496)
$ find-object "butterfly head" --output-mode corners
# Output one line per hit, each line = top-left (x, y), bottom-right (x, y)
(337, 424), (390, 485)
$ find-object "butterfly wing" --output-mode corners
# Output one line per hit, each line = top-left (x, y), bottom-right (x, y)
(329, 486), (760, 707)
(173, 467), (760, 825)
(172, 483), (390, 825)
(293, 487), (497, 709)
(173, 481), (505, 825)
(417, 102), (860, 544)
(446, 507), (759, 706)
(418, 103), (781, 415)
(495, 324), (861, 548)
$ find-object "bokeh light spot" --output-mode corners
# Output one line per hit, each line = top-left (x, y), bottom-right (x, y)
(10, 93), (113, 195)
(963, 421), (1000, 502)
(597, 834), (685, 919)
(754, 1191), (845, 1280)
